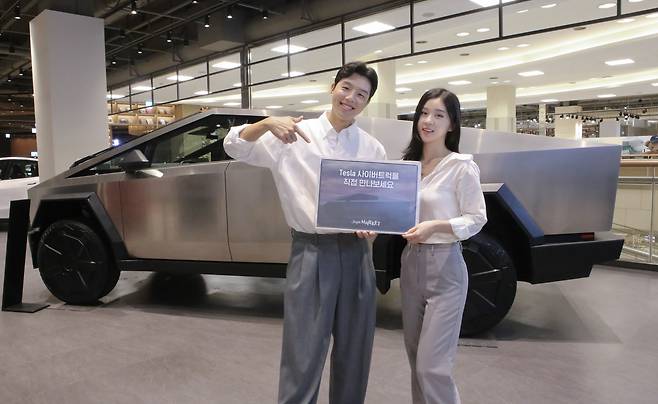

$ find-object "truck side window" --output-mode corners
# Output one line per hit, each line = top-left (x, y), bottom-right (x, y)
(73, 114), (264, 176)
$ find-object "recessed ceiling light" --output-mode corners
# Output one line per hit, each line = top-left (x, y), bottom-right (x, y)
(374, 49), (383, 54)
(281, 71), (305, 77)
(194, 90), (209, 95)
(517, 43), (530, 48)
(212, 61), (241, 69)
(395, 87), (412, 92)
(651, 83), (658, 86)
(132, 85), (153, 91)
(598, 3), (615, 9)
(617, 18), (635, 23)
(541, 98), (558, 102)
(605, 58), (634, 66)
(456, 32), (470, 37)
(167, 75), (193, 81)
(448, 80), (471, 85)
(417, 60), (428, 64)
(266, 105), (283, 109)
(503, 80), (511, 83)
(352, 21), (395, 34)
(491, 81), (499, 84)
(223, 102), (241, 106)
(476, 27), (490, 33)
(498, 46), (510, 51)
(106, 94), (124, 99)
(404, 63), (414, 66)
(647, 13), (658, 18)
(517, 9), (529, 14)
(233, 82), (242, 87)
(518, 70), (544, 77)
(628, 0), (644, 3)
(541, 3), (557, 8)
(597, 94), (616, 98)
(301, 99), (319, 104)
(271, 44), (307, 54)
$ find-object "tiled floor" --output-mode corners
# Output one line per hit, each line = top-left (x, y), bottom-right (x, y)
(1, 230), (657, 403)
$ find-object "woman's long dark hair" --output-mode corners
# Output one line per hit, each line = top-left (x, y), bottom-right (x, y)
(402, 88), (461, 161)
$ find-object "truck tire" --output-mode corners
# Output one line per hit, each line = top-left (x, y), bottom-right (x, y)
(37, 219), (119, 304)
(460, 232), (517, 336)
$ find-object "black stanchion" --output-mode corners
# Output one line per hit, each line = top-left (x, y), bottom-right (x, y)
(2, 199), (49, 313)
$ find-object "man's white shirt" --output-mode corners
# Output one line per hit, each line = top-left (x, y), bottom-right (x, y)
(223, 112), (387, 233)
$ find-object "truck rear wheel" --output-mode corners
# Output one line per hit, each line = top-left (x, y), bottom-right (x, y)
(37, 219), (119, 304)
(461, 232), (517, 336)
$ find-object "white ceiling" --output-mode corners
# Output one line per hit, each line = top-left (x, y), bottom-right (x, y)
(175, 0), (658, 114)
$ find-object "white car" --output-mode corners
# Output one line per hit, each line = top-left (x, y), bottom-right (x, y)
(0, 157), (39, 219)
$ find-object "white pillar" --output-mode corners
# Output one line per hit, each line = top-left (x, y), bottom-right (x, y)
(538, 103), (547, 136)
(486, 85), (516, 133)
(363, 61), (396, 118)
(30, 10), (109, 180)
(554, 106), (583, 139)
(599, 119), (621, 137)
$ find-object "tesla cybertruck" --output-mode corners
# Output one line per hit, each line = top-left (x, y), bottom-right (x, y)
(27, 109), (623, 335)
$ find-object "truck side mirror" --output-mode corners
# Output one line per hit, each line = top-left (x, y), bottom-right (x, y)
(118, 149), (151, 173)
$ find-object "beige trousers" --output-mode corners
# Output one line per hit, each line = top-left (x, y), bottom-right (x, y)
(400, 242), (468, 404)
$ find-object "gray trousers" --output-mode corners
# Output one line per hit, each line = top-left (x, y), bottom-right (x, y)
(400, 243), (468, 404)
(278, 230), (377, 404)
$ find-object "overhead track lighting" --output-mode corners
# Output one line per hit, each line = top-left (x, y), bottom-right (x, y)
(13, 5), (21, 20)
(130, 0), (138, 15)
(204, 15), (210, 28)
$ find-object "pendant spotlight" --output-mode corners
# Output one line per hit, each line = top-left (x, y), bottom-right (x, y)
(204, 15), (211, 28)
(130, 0), (138, 15)
(137, 43), (143, 54)
(18, 69), (24, 76)
(227, 6), (233, 19)
(13, 5), (21, 20)
(166, 31), (173, 43)
(111, 58), (117, 65)
(262, 9), (269, 20)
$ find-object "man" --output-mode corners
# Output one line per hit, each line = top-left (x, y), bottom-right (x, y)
(224, 61), (386, 404)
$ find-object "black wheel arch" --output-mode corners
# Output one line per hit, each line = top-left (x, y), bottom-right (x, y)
(29, 192), (128, 268)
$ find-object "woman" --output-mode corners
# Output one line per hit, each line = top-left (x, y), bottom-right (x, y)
(400, 88), (487, 404)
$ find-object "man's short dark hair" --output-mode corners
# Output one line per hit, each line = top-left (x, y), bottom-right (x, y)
(332, 62), (378, 100)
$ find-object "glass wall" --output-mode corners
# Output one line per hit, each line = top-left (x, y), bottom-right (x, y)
(108, 0), (657, 114)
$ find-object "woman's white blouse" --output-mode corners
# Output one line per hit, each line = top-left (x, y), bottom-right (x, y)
(419, 152), (487, 244)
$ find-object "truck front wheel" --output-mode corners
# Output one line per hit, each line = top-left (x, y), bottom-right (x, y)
(460, 232), (517, 336)
(37, 219), (119, 304)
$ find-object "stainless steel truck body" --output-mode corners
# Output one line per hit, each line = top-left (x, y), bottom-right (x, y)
(27, 109), (623, 335)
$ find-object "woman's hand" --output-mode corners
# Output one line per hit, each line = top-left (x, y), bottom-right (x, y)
(402, 221), (440, 244)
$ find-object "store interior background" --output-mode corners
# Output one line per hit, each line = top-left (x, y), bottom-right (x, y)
(1, 0), (658, 266)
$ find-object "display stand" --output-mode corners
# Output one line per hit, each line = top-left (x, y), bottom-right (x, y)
(2, 199), (49, 313)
